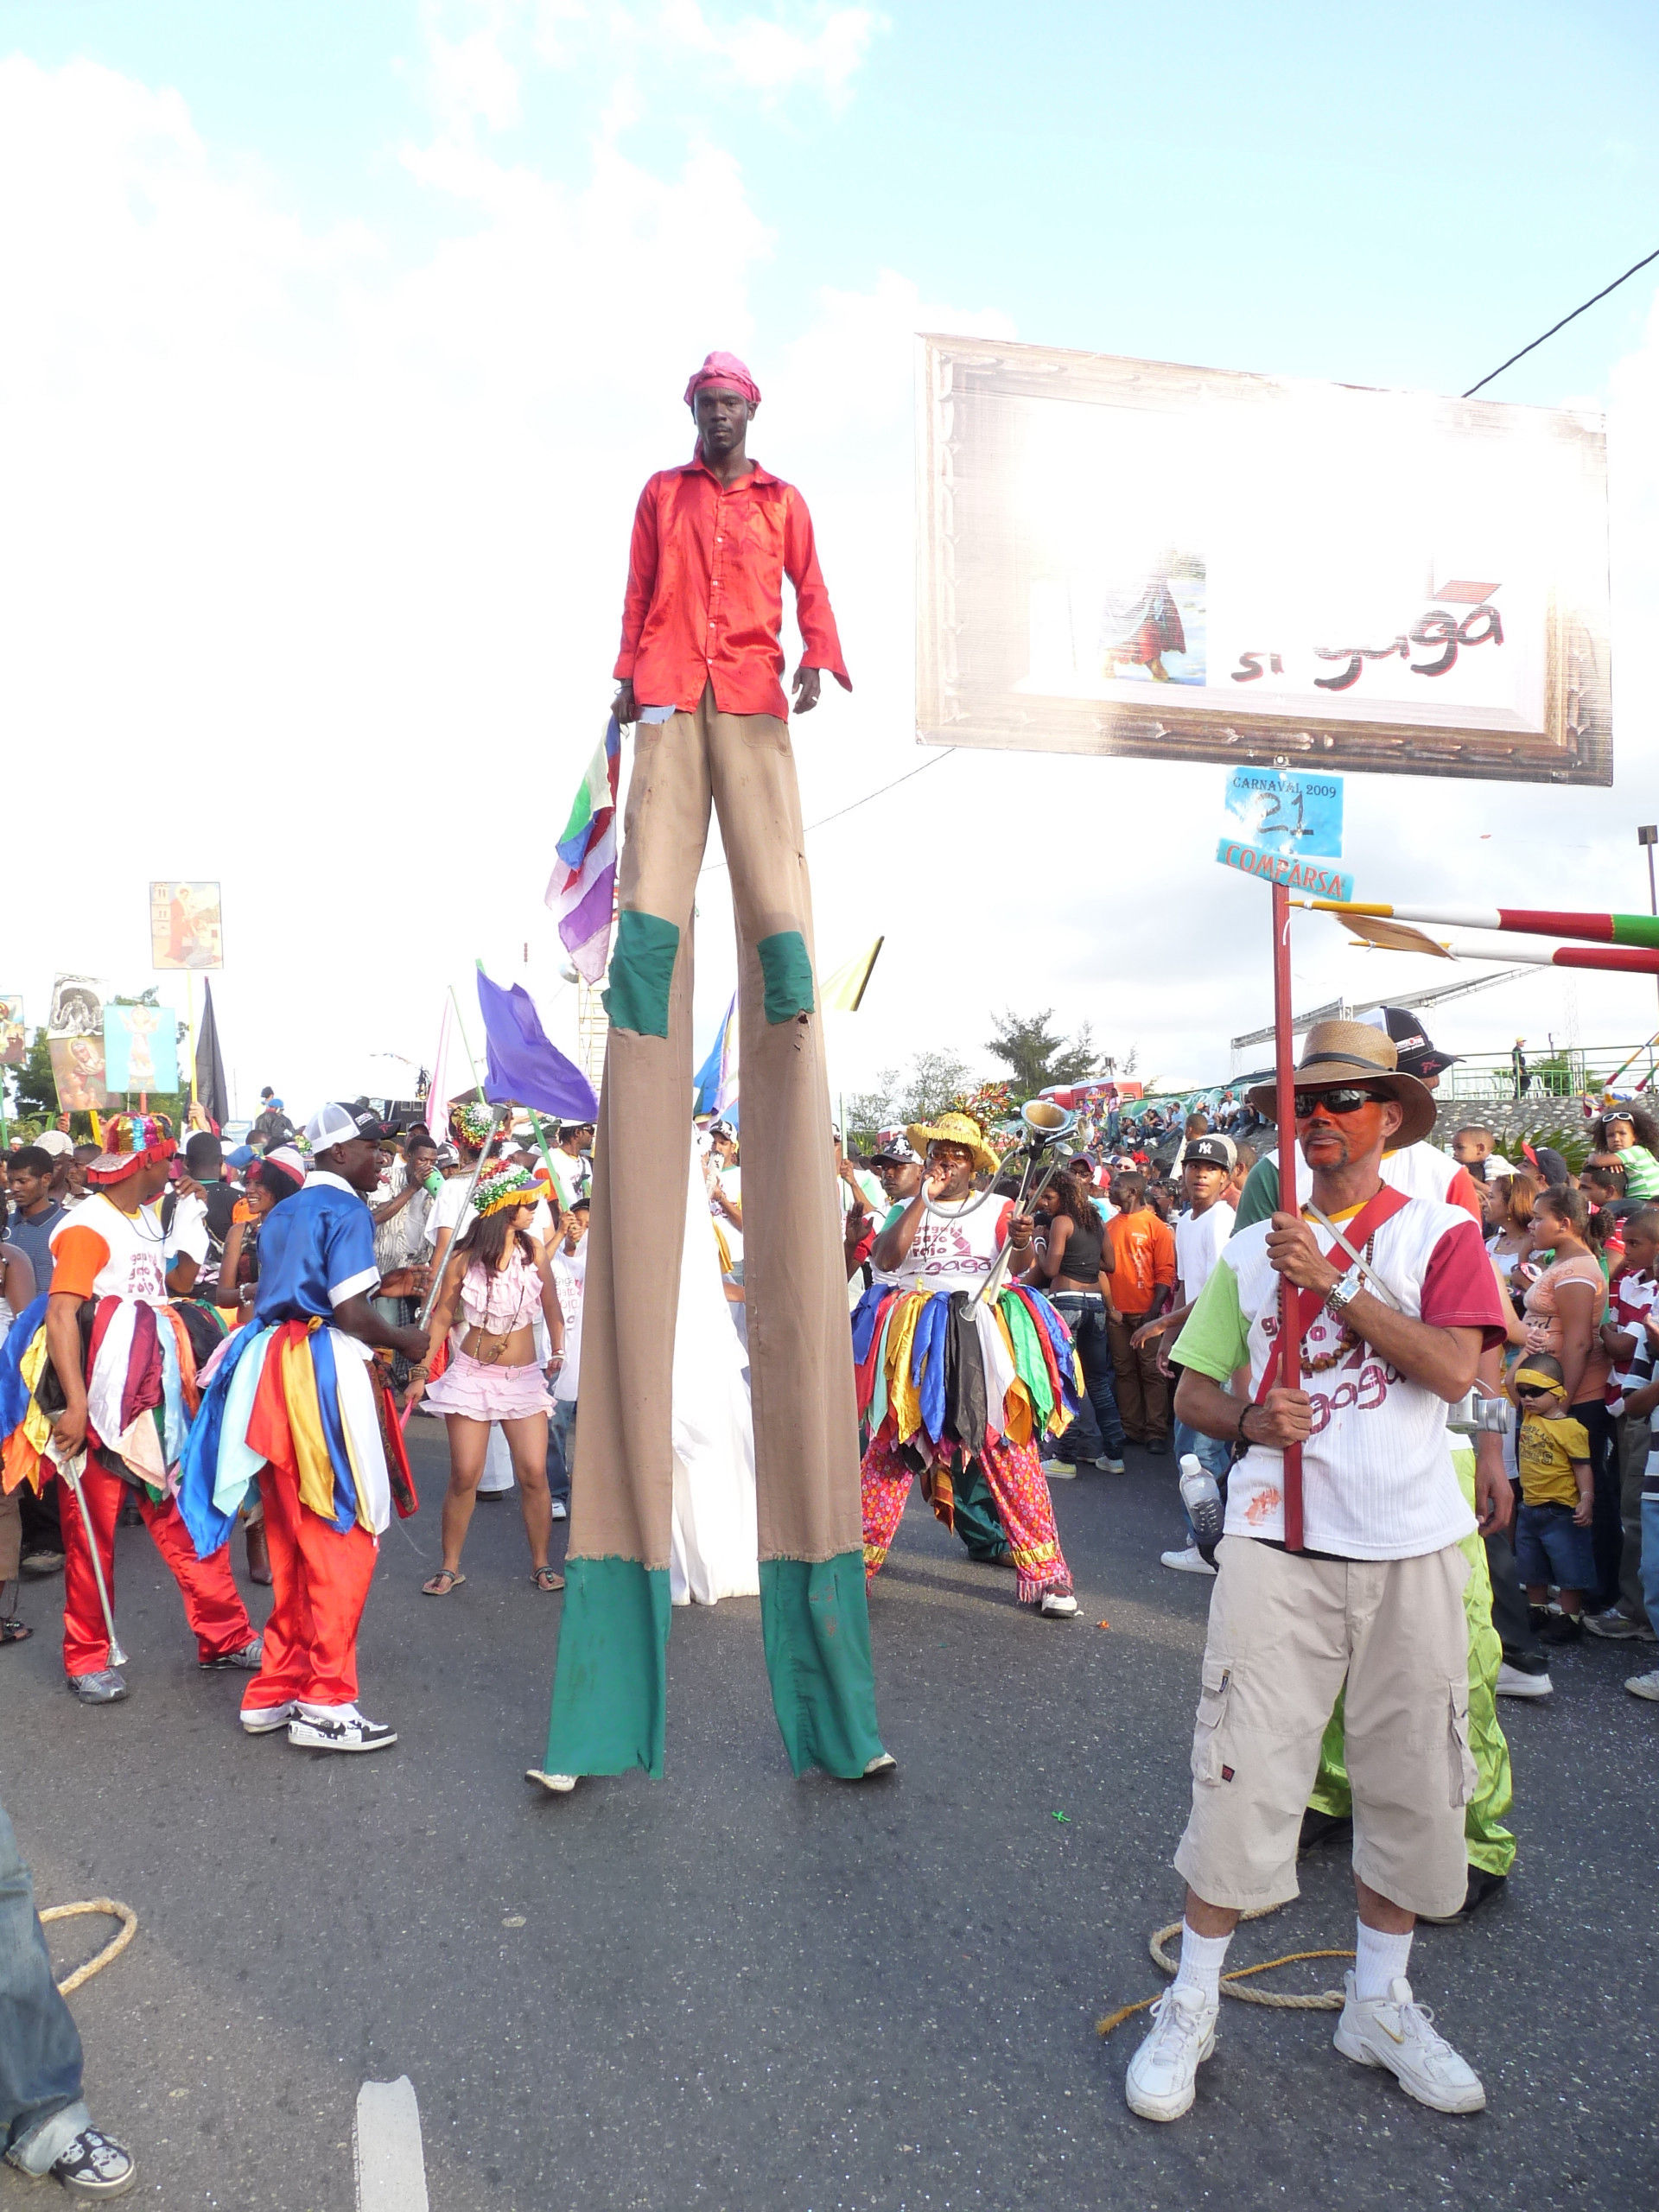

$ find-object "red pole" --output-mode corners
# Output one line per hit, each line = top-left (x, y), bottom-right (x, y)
(1271, 877), (1304, 1551)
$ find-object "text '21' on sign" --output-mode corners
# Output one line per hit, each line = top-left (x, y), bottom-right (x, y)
(1222, 768), (1343, 858)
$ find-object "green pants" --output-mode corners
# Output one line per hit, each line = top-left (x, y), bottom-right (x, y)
(1308, 1448), (1515, 1878)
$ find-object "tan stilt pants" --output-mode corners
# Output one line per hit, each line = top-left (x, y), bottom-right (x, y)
(571, 686), (863, 1572)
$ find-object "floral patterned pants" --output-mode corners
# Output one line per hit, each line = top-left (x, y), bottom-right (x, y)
(861, 1429), (1072, 1605)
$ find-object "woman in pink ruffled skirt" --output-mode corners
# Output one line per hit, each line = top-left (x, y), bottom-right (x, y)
(406, 1162), (567, 1594)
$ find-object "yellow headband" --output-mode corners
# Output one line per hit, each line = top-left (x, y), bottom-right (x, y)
(1513, 1365), (1567, 1399)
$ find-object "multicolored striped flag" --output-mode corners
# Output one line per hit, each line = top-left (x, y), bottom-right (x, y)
(547, 717), (621, 982)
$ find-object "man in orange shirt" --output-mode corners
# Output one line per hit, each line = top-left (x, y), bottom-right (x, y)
(1106, 1171), (1177, 1452)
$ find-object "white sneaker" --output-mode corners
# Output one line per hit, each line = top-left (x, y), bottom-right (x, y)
(1124, 1984), (1218, 2121)
(1160, 1546), (1217, 1578)
(240, 1700), (297, 1734)
(287, 1706), (397, 1753)
(550, 1500), (569, 1520)
(1495, 1661), (1553, 1700)
(525, 1769), (578, 1794)
(1332, 1972), (1485, 2113)
(1625, 1669), (1659, 1702)
(1096, 1455), (1127, 1474)
(1039, 1591), (1078, 1618)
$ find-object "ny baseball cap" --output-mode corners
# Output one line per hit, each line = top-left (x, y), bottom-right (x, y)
(870, 1128), (922, 1164)
(1363, 1005), (1458, 1080)
(1184, 1135), (1236, 1170)
(306, 1102), (392, 1153)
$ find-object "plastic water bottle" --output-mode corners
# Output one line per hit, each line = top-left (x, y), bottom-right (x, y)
(1179, 1453), (1224, 1550)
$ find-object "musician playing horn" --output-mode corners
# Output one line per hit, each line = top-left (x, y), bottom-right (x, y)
(855, 1111), (1080, 1618)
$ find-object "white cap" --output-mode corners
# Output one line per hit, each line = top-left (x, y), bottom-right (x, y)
(304, 1101), (388, 1154)
(35, 1130), (73, 1159)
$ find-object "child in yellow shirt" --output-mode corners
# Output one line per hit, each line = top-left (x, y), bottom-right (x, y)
(1511, 1354), (1594, 1645)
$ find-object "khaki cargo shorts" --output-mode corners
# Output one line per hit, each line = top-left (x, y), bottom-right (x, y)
(1173, 1535), (1474, 1921)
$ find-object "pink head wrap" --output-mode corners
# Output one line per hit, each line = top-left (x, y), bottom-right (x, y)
(683, 351), (760, 409)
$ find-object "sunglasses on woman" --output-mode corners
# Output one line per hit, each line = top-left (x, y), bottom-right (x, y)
(1294, 1086), (1386, 1118)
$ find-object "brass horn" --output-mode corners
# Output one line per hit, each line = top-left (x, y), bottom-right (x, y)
(969, 1098), (1083, 1309)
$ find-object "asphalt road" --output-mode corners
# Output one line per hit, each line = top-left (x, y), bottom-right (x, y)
(3, 1429), (1656, 2211)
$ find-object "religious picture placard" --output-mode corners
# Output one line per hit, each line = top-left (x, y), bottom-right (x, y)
(916, 335), (1611, 785)
(103, 1003), (180, 1095)
(49, 1035), (114, 1112)
(0, 994), (23, 1067)
(149, 881), (224, 970)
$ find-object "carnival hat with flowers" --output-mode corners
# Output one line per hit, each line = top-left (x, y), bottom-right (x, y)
(472, 1160), (550, 1218)
(86, 1111), (178, 1185)
(449, 1100), (497, 1153)
(904, 1109), (1001, 1178)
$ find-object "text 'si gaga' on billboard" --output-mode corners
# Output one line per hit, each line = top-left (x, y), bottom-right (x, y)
(915, 336), (1611, 785)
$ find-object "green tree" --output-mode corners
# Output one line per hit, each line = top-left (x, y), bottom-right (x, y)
(12, 1027), (57, 1126)
(842, 1049), (976, 1151)
(984, 1009), (1100, 1097)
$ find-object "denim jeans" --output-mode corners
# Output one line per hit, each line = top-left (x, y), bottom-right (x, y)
(546, 1399), (576, 1507)
(1172, 1416), (1231, 1547)
(1642, 1495), (1659, 1630)
(1048, 1294), (1126, 1458)
(0, 1801), (89, 2177)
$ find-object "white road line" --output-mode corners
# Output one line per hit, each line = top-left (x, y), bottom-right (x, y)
(354, 2075), (430, 2212)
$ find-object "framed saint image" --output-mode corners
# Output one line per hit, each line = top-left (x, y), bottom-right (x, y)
(0, 994), (22, 1066)
(916, 335), (1612, 785)
(150, 880), (224, 970)
(49, 1035), (114, 1112)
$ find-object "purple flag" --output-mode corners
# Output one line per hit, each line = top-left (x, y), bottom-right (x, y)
(474, 967), (597, 1121)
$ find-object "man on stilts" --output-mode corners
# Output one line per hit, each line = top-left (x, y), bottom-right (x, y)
(533, 352), (890, 1792)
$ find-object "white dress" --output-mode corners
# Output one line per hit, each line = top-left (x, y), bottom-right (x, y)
(669, 1139), (760, 1605)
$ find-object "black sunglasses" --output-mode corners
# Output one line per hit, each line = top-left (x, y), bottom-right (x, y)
(1294, 1086), (1386, 1118)
(1513, 1384), (1555, 1401)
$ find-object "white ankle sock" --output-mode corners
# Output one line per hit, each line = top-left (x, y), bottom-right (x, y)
(1353, 1921), (1413, 2000)
(1173, 1922), (1232, 2002)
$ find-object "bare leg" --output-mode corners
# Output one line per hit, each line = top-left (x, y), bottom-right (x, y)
(1183, 1889), (1240, 1937)
(432, 1415), (490, 1580)
(502, 1414), (552, 1573)
(1354, 1874), (1414, 1935)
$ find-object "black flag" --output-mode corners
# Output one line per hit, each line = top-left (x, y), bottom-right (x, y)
(195, 978), (231, 1133)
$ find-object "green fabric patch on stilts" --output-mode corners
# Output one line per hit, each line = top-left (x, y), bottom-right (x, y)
(760, 1551), (887, 1778)
(603, 911), (680, 1038)
(757, 930), (814, 1025)
(543, 1557), (671, 1779)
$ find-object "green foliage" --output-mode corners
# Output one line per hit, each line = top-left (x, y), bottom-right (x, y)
(985, 1009), (1100, 1096)
(842, 1049), (976, 1152)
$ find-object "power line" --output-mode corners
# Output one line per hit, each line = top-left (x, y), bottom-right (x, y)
(698, 746), (959, 877)
(1463, 244), (1659, 397)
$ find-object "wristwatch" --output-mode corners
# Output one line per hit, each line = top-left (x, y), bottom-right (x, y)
(1323, 1274), (1361, 1314)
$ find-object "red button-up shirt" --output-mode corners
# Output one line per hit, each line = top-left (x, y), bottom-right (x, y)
(613, 457), (852, 721)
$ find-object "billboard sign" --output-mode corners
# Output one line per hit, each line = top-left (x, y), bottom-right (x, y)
(916, 336), (1611, 785)
(149, 881), (224, 970)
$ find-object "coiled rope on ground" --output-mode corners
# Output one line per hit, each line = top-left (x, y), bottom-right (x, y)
(41, 1899), (139, 1996)
(1096, 1906), (1353, 2036)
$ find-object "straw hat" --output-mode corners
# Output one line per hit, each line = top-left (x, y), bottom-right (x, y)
(1245, 1019), (1436, 1150)
(905, 1109), (1000, 1177)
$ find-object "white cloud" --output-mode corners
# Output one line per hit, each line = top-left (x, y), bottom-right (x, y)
(659, 0), (883, 102)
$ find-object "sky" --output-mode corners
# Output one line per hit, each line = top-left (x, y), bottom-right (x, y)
(3, 0), (1659, 1124)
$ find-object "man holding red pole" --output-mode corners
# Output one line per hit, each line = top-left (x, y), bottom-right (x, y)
(1123, 1021), (1505, 2124)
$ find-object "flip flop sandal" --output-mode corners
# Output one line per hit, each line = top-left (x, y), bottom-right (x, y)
(531, 1567), (566, 1592)
(421, 1568), (467, 1597)
(0, 1618), (30, 1645)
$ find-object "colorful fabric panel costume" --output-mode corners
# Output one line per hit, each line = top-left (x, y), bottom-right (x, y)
(176, 1171), (414, 1716)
